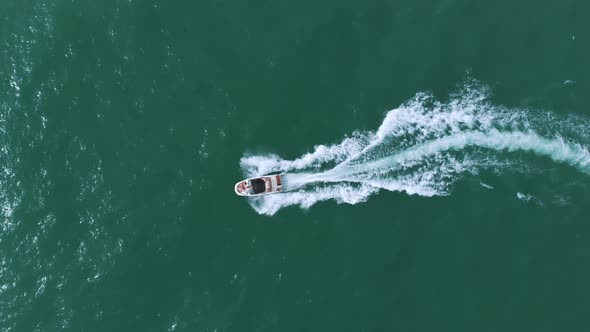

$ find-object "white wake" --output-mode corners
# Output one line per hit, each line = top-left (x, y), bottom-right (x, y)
(240, 82), (590, 215)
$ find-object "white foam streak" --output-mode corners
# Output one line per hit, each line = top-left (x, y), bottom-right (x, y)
(344, 131), (590, 177)
(240, 135), (367, 177)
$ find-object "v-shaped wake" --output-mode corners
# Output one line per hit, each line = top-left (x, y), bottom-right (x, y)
(240, 81), (590, 215)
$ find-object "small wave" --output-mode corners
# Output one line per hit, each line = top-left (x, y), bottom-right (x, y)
(516, 192), (544, 206)
(480, 182), (494, 190)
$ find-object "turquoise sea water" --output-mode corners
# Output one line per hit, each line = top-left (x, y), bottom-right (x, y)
(2, 1), (590, 331)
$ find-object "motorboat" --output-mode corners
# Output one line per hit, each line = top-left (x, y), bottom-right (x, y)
(234, 174), (283, 196)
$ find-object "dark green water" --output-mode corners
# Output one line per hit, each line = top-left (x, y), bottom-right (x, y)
(2, 0), (590, 331)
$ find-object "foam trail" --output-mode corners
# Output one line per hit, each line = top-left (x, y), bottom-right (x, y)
(480, 182), (494, 190)
(240, 82), (590, 215)
(331, 131), (590, 179)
